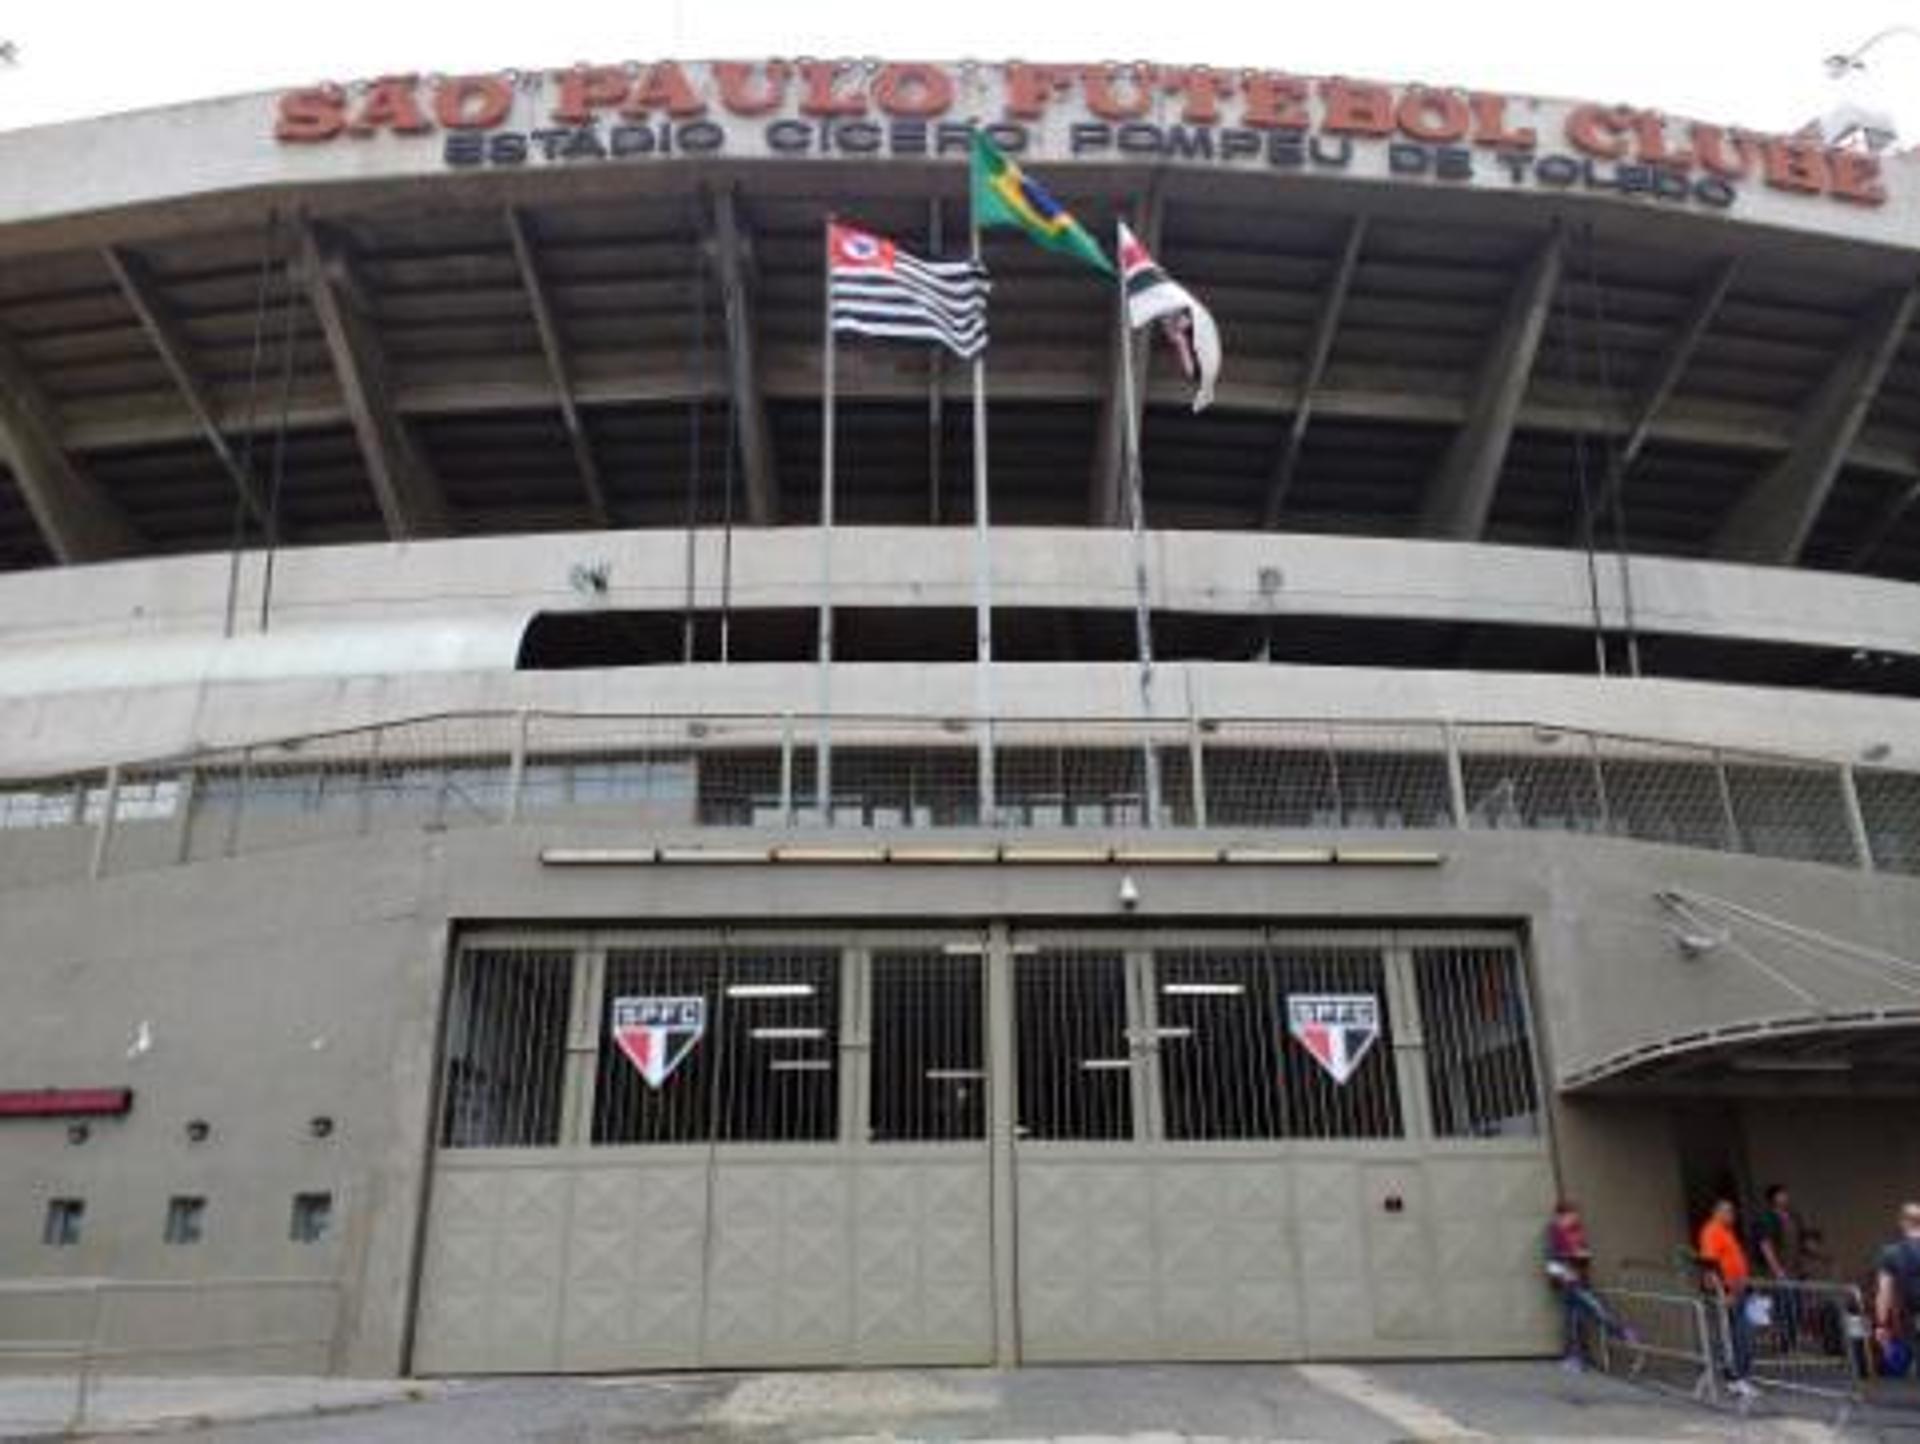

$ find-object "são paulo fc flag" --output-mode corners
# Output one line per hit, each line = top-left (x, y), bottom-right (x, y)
(1118, 220), (1221, 412)
(1287, 994), (1381, 1085)
(611, 996), (706, 1089)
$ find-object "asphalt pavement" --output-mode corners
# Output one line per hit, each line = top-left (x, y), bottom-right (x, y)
(8, 1358), (1911, 1442)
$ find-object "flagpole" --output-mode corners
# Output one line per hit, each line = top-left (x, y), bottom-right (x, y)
(1116, 226), (1162, 828)
(969, 196), (997, 824)
(816, 219), (837, 823)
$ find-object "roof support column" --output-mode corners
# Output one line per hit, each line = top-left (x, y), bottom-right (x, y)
(1580, 255), (1737, 538)
(1263, 213), (1367, 527)
(1713, 278), (1920, 565)
(0, 327), (140, 562)
(104, 245), (275, 533)
(711, 185), (779, 525)
(298, 219), (450, 539)
(506, 206), (612, 528)
(1418, 227), (1564, 539)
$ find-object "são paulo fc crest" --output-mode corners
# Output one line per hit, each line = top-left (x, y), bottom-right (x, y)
(612, 996), (706, 1088)
(1287, 994), (1381, 1085)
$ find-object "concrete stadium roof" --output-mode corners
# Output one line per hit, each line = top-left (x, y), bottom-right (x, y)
(3, 67), (1920, 585)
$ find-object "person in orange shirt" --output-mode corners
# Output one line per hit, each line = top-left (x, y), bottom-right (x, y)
(1696, 1197), (1757, 1396)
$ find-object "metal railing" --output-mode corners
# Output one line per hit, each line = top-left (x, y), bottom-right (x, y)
(0, 1276), (341, 1432)
(1584, 1284), (1723, 1405)
(1, 710), (1915, 886)
(1596, 1263), (1875, 1424)
(1725, 1276), (1873, 1418)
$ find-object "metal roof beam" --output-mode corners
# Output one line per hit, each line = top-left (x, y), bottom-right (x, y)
(1089, 184), (1161, 528)
(711, 186), (779, 525)
(1263, 214), (1367, 528)
(1418, 228), (1564, 540)
(103, 244), (275, 534)
(49, 359), (1920, 490)
(1581, 255), (1738, 537)
(1712, 278), (1920, 565)
(505, 206), (612, 528)
(0, 325), (140, 563)
(298, 220), (450, 539)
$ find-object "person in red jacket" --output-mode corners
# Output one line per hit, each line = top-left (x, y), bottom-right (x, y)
(1544, 1199), (1637, 1370)
(1697, 1197), (1757, 1396)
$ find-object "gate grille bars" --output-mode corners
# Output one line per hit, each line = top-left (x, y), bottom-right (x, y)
(439, 931), (1535, 1151)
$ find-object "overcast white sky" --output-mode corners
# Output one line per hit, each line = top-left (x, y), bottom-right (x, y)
(2, 1), (1919, 140)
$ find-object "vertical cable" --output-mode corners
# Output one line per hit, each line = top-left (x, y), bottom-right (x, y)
(1552, 226), (1611, 677)
(224, 209), (277, 640)
(257, 210), (302, 636)
(682, 204), (708, 664)
(718, 332), (737, 666)
(1583, 223), (1644, 676)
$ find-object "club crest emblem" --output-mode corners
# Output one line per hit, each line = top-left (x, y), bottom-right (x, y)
(611, 996), (706, 1088)
(1286, 993), (1381, 1086)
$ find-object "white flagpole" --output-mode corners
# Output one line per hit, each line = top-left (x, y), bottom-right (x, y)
(816, 220), (837, 822)
(1116, 224), (1162, 827)
(970, 199), (997, 823)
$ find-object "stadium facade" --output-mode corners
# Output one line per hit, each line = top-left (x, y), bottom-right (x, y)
(1, 60), (1919, 1376)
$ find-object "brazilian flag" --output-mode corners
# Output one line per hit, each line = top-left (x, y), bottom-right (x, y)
(970, 130), (1114, 275)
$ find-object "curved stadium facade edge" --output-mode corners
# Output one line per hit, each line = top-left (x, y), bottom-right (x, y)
(2, 61), (1920, 1378)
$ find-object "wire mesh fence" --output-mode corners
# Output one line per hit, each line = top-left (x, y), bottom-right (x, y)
(1720, 755), (1858, 868)
(1459, 725), (1608, 833)
(1197, 722), (1453, 830)
(1855, 767), (1920, 876)
(1591, 735), (1735, 852)
(5, 710), (1915, 882)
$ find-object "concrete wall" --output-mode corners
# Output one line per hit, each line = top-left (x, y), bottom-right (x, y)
(0, 837), (448, 1374)
(1742, 1100), (1920, 1288)
(2, 798), (1917, 1373)
(3, 529), (1920, 779)
(5, 527), (1920, 694)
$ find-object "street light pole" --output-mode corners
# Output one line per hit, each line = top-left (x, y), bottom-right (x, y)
(1825, 24), (1920, 75)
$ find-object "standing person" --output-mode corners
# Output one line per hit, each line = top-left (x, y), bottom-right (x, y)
(1697, 1197), (1759, 1398)
(1873, 1202), (1920, 1379)
(1753, 1184), (1802, 1350)
(1544, 1199), (1637, 1370)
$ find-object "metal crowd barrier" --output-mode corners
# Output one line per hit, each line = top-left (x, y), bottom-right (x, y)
(1593, 1266), (1873, 1424)
(1583, 1283), (1723, 1405)
(0, 1276), (341, 1433)
(1703, 1276), (1871, 1424)
(2, 710), (1918, 885)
